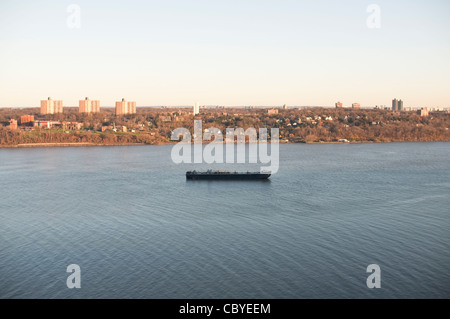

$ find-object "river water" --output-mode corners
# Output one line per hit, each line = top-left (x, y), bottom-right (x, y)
(0, 142), (449, 298)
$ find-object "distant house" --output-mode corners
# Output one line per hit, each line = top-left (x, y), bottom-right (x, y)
(62, 121), (82, 130)
(8, 119), (18, 130)
(34, 120), (61, 129)
(418, 108), (429, 117)
(159, 116), (172, 122)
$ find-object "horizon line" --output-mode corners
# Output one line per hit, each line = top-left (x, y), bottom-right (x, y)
(1, 105), (447, 110)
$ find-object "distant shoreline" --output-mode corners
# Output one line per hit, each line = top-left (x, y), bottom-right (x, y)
(1, 140), (449, 149)
(2, 107), (449, 148)
(0, 142), (149, 148)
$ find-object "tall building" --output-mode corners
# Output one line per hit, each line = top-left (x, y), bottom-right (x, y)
(392, 98), (404, 111)
(115, 98), (136, 115)
(392, 99), (398, 111)
(40, 97), (63, 114)
(193, 101), (199, 115)
(352, 103), (361, 109)
(335, 102), (343, 108)
(79, 97), (100, 113)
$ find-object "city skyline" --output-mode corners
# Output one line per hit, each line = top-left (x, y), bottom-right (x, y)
(7, 94), (450, 111)
(8, 97), (450, 110)
(0, 0), (449, 108)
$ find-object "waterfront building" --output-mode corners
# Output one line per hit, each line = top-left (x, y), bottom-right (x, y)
(20, 115), (35, 125)
(40, 97), (63, 114)
(8, 119), (18, 130)
(79, 97), (100, 113)
(34, 120), (61, 129)
(115, 98), (136, 115)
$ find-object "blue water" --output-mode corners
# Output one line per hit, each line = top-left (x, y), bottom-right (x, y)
(0, 143), (449, 298)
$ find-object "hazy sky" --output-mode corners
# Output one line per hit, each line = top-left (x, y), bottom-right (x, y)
(0, 0), (449, 108)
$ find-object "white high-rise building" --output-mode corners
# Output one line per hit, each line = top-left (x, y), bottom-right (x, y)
(193, 101), (199, 115)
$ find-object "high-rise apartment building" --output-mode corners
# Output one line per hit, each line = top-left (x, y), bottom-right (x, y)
(335, 102), (343, 108)
(392, 98), (398, 111)
(393, 98), (404, 111)
(40, 97), (63, 114)
(352, 103), (361, 109)
(398, 99), (404, 111)
(115, 98), (136, 115)
(193, 101), (199, 115)
(79, 97), (100, 113)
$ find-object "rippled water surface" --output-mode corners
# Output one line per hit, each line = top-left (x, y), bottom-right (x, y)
(1, 143), (449, 298)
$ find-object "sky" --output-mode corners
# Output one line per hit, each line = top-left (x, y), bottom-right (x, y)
(0, 0), (449, 108)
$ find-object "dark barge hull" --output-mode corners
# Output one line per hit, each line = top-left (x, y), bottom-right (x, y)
(186, 172), (271, 180)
